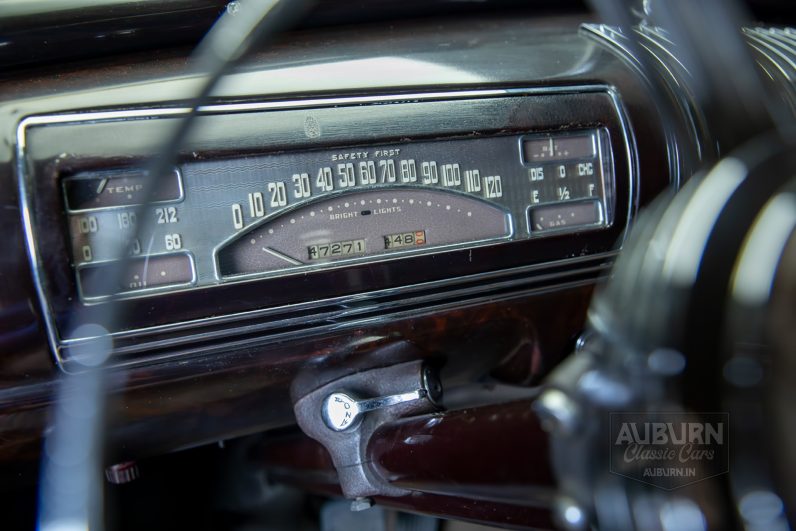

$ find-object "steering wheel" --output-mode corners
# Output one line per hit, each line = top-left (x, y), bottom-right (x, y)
(535, 1), (796, 529)
(36, 2), (312, 530)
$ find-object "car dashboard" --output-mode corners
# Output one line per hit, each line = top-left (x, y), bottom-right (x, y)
(0, 1), (794, 529)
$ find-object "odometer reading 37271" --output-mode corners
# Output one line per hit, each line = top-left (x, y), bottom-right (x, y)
(63, 129), (614, 299)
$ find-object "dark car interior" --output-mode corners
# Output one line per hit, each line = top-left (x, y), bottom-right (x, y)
(0, 0), (794, 530)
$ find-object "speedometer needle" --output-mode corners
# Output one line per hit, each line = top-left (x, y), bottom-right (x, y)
(262, 247), (303, 265)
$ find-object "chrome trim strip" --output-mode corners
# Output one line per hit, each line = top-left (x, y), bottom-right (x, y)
(581, 23), (705, 188)
(745, 29), (796, 85)
(16, 85), (636, 367)
(198, 89), (510, 113)
(18, 89), (513, 130)
(61, 250), (619, 349)
(68, 276), (608, 373)
(603, 86), (639, 239)
(17, 115), (62, 367)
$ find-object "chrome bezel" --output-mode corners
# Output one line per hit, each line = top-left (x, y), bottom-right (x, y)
(16, 85), (638, 368)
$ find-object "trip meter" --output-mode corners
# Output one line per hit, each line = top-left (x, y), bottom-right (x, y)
(63, 128), (614, 299)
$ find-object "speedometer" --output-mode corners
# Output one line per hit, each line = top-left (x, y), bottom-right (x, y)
(216, 188), (512, 278)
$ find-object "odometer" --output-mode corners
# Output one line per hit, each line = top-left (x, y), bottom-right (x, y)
(308, 239), (366, 261)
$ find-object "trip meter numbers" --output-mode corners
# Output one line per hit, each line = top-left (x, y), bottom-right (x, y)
(384, 231), (427, 249)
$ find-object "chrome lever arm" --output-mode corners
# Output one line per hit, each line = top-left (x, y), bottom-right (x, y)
(321, 389), (428, 432)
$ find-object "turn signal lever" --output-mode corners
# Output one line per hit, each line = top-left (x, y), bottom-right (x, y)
(322, 389), (429, 432)
(321, 366), (441, 432)
(293, 360), (442, 498)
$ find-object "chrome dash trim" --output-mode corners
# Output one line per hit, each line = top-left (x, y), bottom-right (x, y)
(581, 23), (709, 188)
(70, 276), (609, 373)
(744, 27), (796, 112)
(60, 253), (618, 362)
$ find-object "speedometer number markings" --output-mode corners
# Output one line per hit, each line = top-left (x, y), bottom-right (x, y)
(421, 161), (439, 185)
(379, 160), (396, 183)
(267, 182), (287, 207)
(337, 163), (355, 188)
(483, 175), (503, 198)
(248, 192), (265, 218)
(400, 159), (417, 183)
(317, 167), (334, 191)
(358, 161), (376, 185)
(231, 203), (244, 229)
(292, 173), (312, 199)
(441, 164), (461, 187)
(464, 169), (481, 192)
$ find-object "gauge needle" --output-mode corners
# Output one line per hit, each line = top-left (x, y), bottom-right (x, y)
(262, 247), (303, 265)
(96, 178), (108, 194)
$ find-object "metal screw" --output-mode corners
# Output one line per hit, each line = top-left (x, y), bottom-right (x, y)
(575, 331), (594, 352)
(422, 366), (443, 404)
(554, 496), (587, 531)
(350, 497), (373, 512)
